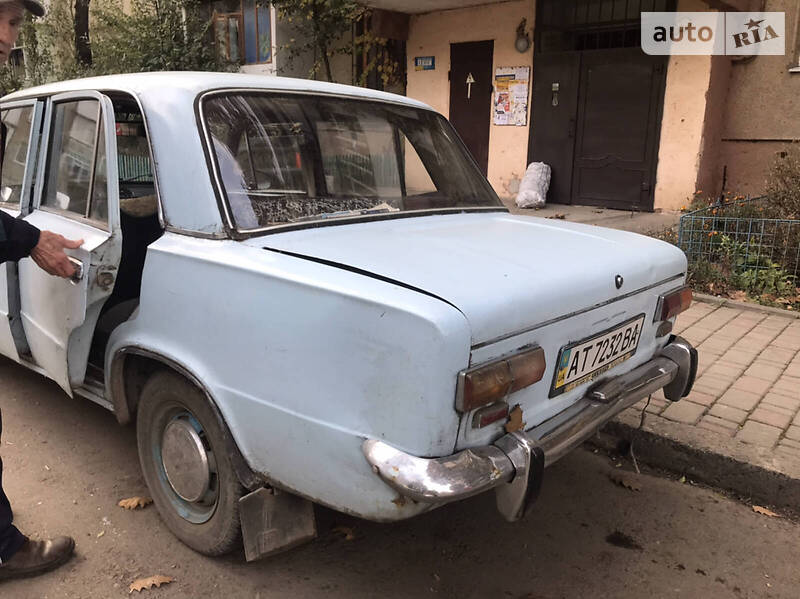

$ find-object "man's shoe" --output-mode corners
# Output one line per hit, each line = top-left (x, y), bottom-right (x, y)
(0, 536), (75, 581)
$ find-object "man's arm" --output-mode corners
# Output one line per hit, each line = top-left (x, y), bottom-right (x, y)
(0, 211), (82, 277)
(0, 209), (39, 262)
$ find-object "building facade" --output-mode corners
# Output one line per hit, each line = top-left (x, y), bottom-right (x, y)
(362, 0), (798, 213)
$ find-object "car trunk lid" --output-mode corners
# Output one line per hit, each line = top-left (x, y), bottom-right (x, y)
(250, 212), (687, 348)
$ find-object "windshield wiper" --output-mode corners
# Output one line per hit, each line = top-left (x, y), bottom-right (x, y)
(290, 205), (398, 223)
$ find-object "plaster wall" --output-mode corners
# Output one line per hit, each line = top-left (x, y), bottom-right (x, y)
(406, 0), (535, 199)
(653, 0), (715, 210)
(274, 20), (354, 83)
(722, 0), (800, 140)
(715, 0), (800, 197)
(695, 54), (731, 200)
(718, 140), (790, 197)
(240, 63), (277, 76)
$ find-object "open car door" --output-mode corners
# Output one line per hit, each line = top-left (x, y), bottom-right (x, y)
(0, 100), (44, 362)
(17, 91), (121, 396)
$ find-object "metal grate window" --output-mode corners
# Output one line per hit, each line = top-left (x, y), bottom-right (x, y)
(536, 0), (676, 52)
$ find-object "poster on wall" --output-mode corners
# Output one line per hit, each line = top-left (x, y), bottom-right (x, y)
(493, 66), (530, 126)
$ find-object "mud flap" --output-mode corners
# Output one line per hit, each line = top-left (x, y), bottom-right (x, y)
(238, 487), (317, 561)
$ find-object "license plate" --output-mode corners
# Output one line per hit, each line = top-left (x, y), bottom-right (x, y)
(550, 314), (646, 398)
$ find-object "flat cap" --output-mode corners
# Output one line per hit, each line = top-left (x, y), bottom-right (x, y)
(0, 0), (45, 17)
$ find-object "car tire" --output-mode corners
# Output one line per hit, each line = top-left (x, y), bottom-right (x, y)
(136, 370), (244, 556)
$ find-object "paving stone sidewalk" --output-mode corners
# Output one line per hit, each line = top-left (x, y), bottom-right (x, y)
(607, 297), (800, 513)
(641, 300), (800, 455)
(544, 205), (800, 508)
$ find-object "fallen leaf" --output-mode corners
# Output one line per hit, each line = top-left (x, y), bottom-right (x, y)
(129, 575), (174, 593)
(118, 496), (153, 510)
(608, 470), (642, 492)
(332, 525), (355, 541)
(678, 475), (686, 484)
(505, 405), (525, 433)
(96, 530), (105, 538)
(752, 505), (780, 518)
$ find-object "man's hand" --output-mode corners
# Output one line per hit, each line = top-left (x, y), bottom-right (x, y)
(30, 230), (84, 278)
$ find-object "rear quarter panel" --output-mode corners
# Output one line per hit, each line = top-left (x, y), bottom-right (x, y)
(107, 233), (471, 520)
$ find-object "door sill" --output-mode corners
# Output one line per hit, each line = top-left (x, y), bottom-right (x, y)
(74, 381), (114, 412)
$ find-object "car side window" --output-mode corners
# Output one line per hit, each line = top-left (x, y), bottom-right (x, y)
(41, 100), (108, 226)
(0, 105), (35, 209)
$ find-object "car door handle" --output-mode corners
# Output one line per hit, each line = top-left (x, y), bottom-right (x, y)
(68, 257), (84, 284)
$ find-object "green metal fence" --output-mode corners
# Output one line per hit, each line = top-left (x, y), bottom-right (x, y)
(678, 196), (800, 287)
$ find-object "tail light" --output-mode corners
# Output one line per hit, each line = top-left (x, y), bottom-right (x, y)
(456, 346), (546, 413)
(655, 286), (692, 322)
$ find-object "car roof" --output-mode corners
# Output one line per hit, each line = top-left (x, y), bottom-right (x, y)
(1, 71), (434, 111)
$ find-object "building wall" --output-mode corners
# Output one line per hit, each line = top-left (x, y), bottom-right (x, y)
(695, 54), (731, 201)
(274, 19), (354, 84)
(405, 0), (794, 212)
(716, 0), (800, 197)
(653, 0), (717, 211)
(406, 0), (535, 199)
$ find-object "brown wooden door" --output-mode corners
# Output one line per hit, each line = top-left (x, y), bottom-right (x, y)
(449, 41), (493, 176)
(528, 51), (580, 204)
(571, 48), (666, 211)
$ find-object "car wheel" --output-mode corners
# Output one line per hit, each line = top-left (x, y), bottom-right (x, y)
(136, 370), (244, 556)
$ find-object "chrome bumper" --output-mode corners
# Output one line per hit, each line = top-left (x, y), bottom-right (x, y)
(362, 336), (697, 522)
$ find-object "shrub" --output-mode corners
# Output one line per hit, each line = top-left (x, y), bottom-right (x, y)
(0, 0), (234, 95)
(766, 143), (800, 219)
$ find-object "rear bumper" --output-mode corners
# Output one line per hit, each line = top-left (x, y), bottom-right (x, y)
(362, 336), (697, 521)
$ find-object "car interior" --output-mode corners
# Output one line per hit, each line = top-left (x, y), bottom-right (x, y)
(86, 93), (163, 384)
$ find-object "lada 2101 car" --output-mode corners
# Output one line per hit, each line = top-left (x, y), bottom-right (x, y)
(0, 73), (697, 560)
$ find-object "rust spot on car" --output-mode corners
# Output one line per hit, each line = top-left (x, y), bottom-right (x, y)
(95, 271), (116, 290)
(392, 495), (408, 508)
(504, 404), (525, 433)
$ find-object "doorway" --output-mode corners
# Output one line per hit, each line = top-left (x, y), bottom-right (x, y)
(449, 40), (493, 176)
(528, 0), (672, 211)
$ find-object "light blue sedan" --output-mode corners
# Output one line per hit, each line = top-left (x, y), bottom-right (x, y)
(0, 72), (697, 560)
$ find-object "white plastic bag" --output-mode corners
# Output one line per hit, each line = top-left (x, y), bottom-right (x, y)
(515, 162), (551, 209)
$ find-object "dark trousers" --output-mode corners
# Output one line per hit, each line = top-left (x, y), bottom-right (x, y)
(0, 409), (26, 563)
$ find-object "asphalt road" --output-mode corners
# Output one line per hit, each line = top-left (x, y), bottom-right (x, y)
(1, 356), (798, 599)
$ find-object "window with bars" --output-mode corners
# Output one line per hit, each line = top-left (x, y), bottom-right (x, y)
(213, 0), (272, 65)
(536, 0), (677, 53)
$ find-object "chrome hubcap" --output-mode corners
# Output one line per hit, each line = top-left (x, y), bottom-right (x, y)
(161, 417), (210, 503)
